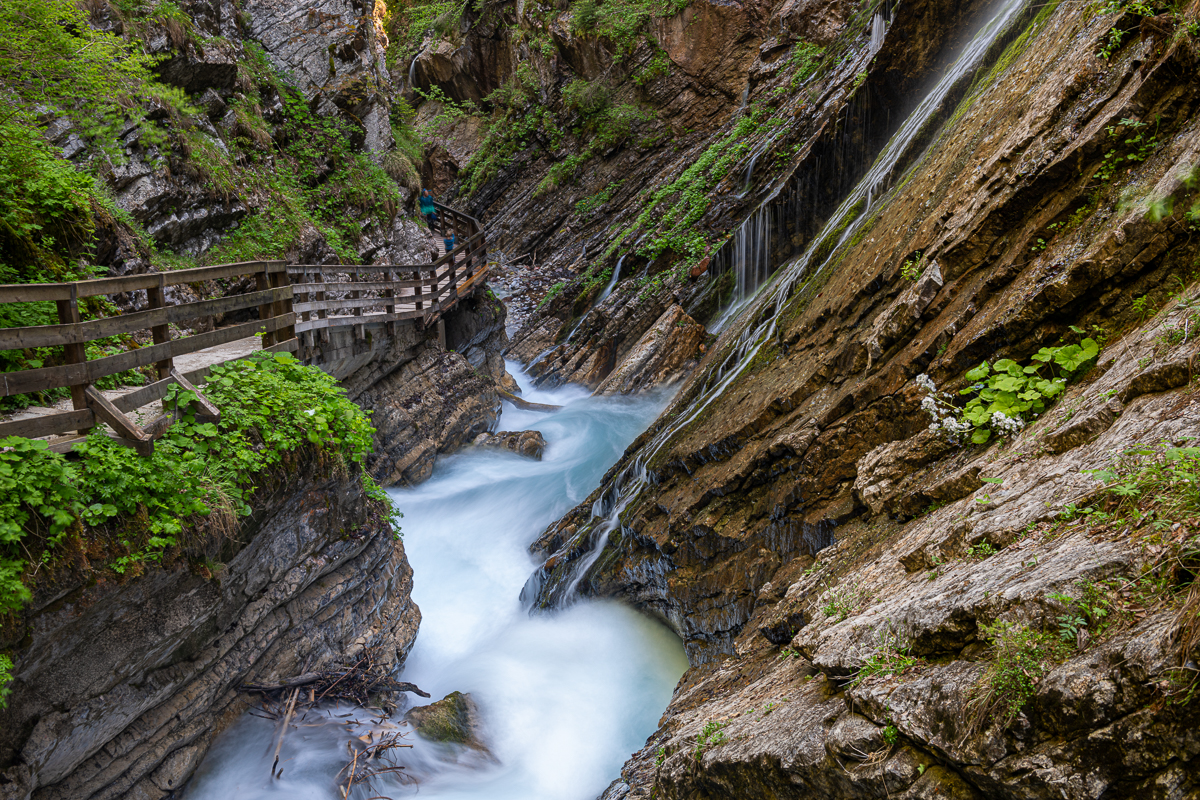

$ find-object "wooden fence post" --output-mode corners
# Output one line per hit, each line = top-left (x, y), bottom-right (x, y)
(147, 273), (173, 380)
(56, 284), (92, 435)
(270, 266), (294, 345)
(383, 268), (396, 337)
(255, 263), (276, 348)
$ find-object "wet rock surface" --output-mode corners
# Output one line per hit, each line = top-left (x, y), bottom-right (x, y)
(502, 0), (1200, 796)
(403, 691), (487, 750)
(471, 429), (547, 460)
(354, 347), (502, 487)
(0, 462), (419, 800)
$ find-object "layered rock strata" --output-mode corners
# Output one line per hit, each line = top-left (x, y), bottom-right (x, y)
(0, 460), (419, 800)
(515, 1), (1200, 796)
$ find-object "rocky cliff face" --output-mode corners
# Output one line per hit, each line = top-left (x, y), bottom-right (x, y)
(338, 288), (510, 487)
(0, 457), (419, 800)
(487, 0), (1200, 796)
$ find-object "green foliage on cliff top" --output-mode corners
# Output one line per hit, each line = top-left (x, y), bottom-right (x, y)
(571, 0), (688, 56)
(0, 0), (190, 277)
(0, 353), (384, 619)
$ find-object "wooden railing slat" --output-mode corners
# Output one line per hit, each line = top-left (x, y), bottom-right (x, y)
(0, 287), (291, 350)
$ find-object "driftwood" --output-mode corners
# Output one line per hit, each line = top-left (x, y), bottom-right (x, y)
(242, 648), (431, 787)
(497, 387), (561, 412)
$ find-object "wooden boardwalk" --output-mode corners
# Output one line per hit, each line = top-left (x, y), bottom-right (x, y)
(0, 202), (488, 455)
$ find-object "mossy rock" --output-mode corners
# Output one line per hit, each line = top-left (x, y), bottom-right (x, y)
(403, 691), (481, 746)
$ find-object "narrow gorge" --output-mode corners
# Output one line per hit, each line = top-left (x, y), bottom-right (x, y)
(2, 0), (1200, 797)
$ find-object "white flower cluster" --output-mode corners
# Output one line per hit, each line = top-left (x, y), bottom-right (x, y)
(915, 374), (972, 444)
(990, 411), (1025, 436)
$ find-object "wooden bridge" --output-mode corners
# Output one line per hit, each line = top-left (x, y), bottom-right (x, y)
(0, 202), (487, 455)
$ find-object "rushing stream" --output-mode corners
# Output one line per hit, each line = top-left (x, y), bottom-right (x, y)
(184, 366), (687, 800)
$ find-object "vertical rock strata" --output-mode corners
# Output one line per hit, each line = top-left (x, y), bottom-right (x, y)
(0, 462), (420, 800)
(517, 1), (1200, 797)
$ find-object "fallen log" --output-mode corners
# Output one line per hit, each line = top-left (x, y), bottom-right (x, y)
(241, 674), (429, 697)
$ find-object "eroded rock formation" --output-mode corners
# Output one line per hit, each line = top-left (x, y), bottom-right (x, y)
(499, 0), (1200, 796)
(0, 459), (419, 800)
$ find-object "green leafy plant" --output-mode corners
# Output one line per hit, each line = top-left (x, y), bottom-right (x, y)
(0, 654), (11, 709)
(970, 621), (1066, 727)
(0, 353), (387, 612)
(789, 42), (824, 89)
(882, 723), (899, 747)
(918, 336), (1100, 446)
(693, 720), (727, 761)
(1095, 118), (1160, 183)
(852, 626), (919, 686)
(821, 579), (871, 621)
(967, 541), (998, 559)
(901, 253), (923, 281)
(538, 281), (568, 309)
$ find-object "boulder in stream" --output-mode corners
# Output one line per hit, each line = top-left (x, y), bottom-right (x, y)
(471, 429), (547, 460)
(404, 691), (487, 750)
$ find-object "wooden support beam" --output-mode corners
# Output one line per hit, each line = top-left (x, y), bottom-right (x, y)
(255, 267), (275, 348)
(85, 386), (153, 456)
(170, 368), (221, 423)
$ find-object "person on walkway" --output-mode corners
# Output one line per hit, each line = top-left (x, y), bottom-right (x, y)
(419, 188), (437, 228)
(444, 232), (456, 256)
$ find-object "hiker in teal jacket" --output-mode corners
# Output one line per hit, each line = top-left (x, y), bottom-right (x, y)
(419, 189), (437, 228)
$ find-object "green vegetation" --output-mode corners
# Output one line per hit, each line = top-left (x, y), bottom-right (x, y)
(538, 281), (568, 309)
(882, 723), (899, 747)
(0, 653), (10, 709)
(970, 620), (1066, 727)
(1095, 118), (1160, 184)
(901, 252), (923, 281)
(576, 181), (625, 218)
(0, 352), (385, 616)
(693, 720), (727, 760)
(821, 578), (871, 621)
(852, 627), (919, 686)
(383, 0), (466, 66)
(570, 0), (689, 57)
(0, 0), (190, 278)
(1095, 1), (1167, 61)
(920, 333), (1101, 445)
(630, 108), (771, 271)
(789, 42), (824, 89)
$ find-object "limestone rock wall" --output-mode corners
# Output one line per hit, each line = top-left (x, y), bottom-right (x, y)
(514, 0), (1200, 796)
(0, 460), (419, 800)
(341, 288), (509, 487)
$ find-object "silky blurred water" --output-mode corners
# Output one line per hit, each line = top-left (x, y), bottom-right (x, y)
(184, 365), (687, 800)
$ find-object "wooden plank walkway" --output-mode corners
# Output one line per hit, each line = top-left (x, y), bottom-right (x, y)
(0, 202), (488, 455)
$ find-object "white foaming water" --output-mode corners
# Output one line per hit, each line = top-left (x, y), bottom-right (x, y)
(184, 366), (687, 800)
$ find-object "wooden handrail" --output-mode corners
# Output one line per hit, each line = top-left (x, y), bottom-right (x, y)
(0, 205), (489, 453)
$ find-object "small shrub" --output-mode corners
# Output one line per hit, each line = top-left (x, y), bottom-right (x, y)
(916, 335), (1100, 445)
(693, 721), (727, 761)
(852, 626), (918, 685)
(562, 78), (612, 116)
(970, 621), (1066, 727)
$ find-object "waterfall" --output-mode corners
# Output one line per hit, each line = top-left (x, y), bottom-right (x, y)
(597, 254), (625, 304)
(545, 0), (1030, 607)
(409, 56), (419, 90)
(870, 11), (887, 55)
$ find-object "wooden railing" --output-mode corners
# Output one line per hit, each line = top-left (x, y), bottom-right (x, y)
(290, 201), (488, 363)
(0, 203), (488, 454)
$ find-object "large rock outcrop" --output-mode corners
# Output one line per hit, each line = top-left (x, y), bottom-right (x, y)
(513, 0), (1200, 796)
(0, 459), (419, 800)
